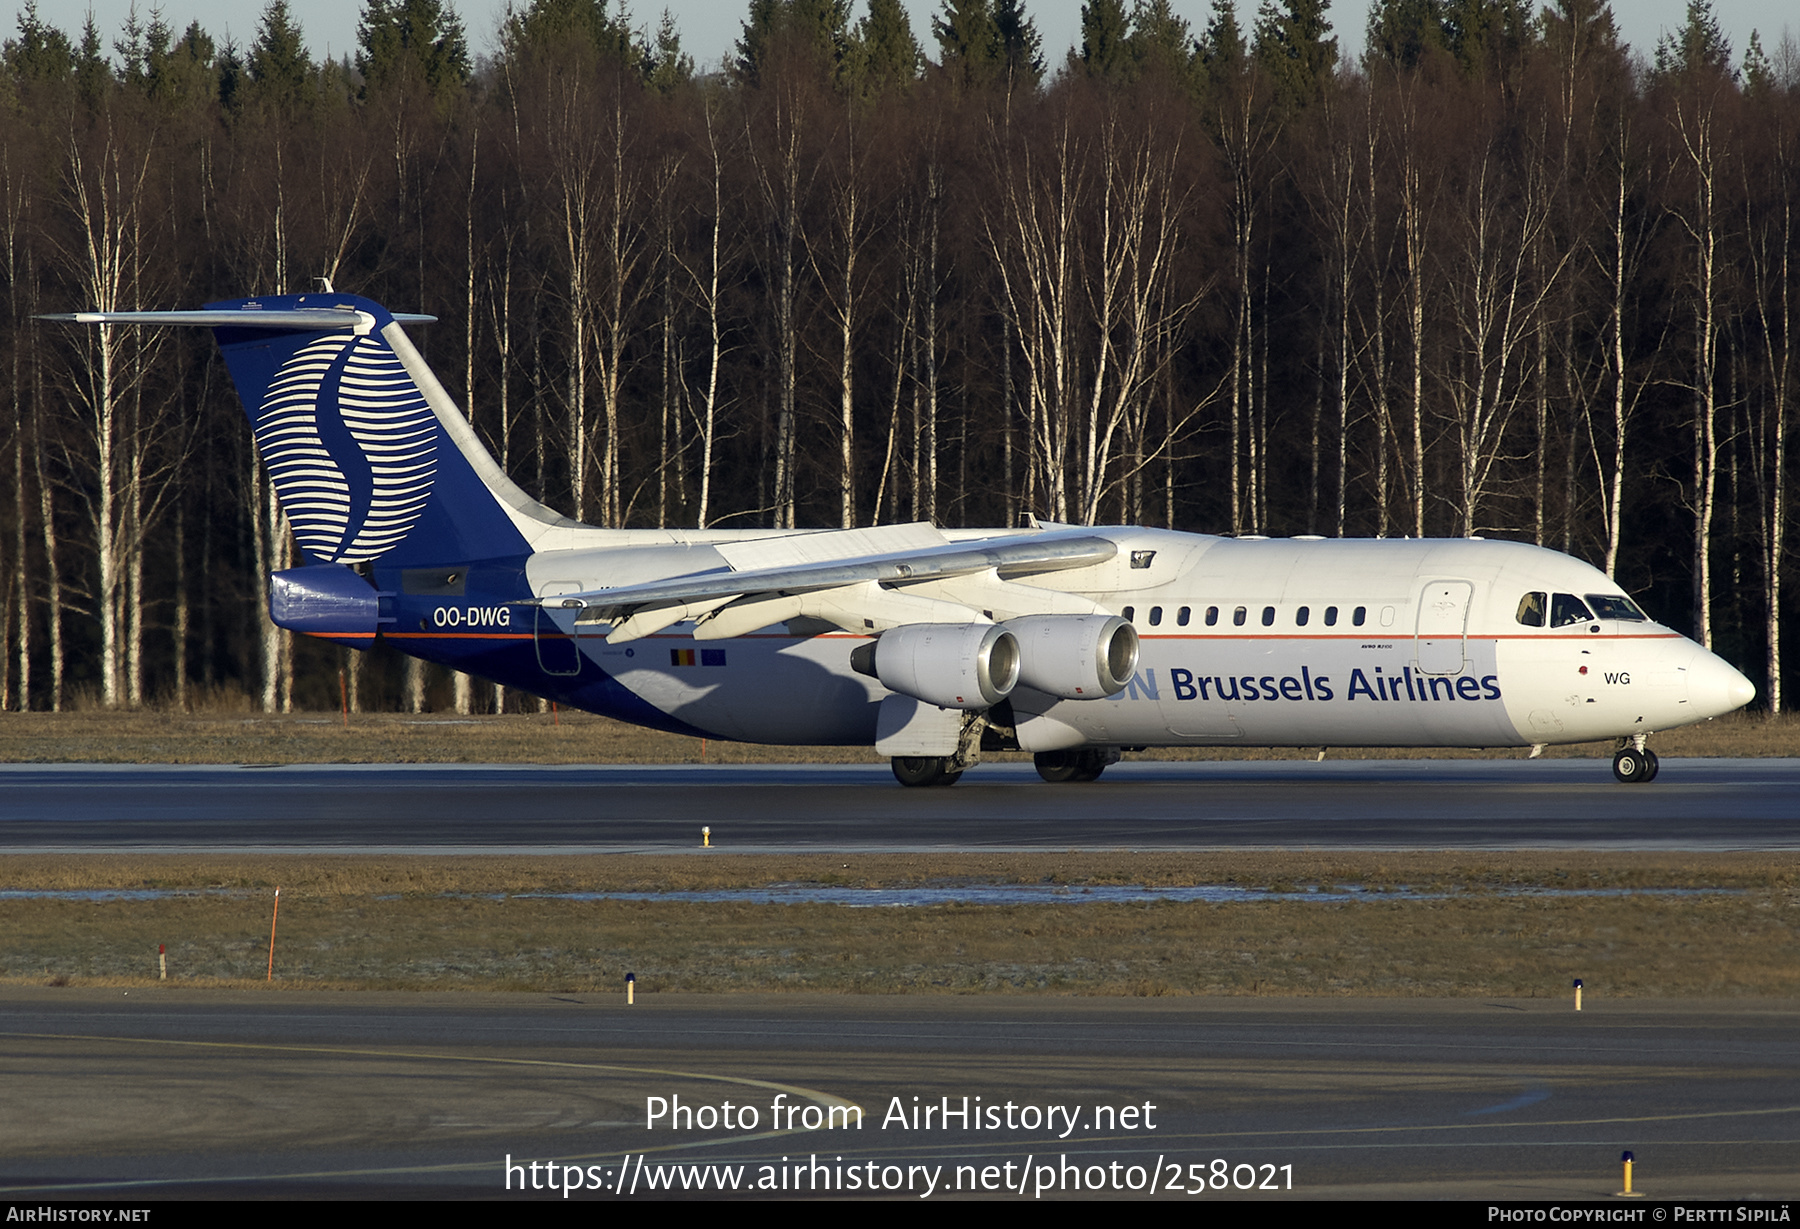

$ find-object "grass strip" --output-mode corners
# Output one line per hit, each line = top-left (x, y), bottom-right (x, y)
(5, 853), (1796, 998)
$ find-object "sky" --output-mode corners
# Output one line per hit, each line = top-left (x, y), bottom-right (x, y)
(23, 1), (1800, 76)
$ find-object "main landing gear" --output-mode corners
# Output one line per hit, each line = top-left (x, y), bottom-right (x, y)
(890, 756), (963, 788)
(1612, 735), (1660, 784)
(889, 747), (1122, 786)
(1033, 748), (1118, 783)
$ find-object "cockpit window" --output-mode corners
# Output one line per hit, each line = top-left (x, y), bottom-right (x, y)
(1516, 592), (1546, 627)
(1550, 593), (1594, 627)
(1585, 594), (1648, 622)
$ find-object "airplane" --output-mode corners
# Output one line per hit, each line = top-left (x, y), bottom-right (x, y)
(46, 292), (1756, 786)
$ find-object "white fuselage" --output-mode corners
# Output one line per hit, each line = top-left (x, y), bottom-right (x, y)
(520, 529), (1753, 749)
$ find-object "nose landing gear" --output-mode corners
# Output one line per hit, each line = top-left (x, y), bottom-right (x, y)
(1612, 735), (1660, 783)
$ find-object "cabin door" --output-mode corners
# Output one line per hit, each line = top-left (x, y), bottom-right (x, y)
(534, 580), (584, 677)
(1415, 581), (1472, 675)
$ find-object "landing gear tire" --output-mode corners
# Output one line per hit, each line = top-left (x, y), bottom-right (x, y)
(1035, 749), (1109, 783)
(891, 756), (963, 788)
(1613, 748), (1658, 783)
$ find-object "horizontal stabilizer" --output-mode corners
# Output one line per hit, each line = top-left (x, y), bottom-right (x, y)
(38, 309), (436, 329)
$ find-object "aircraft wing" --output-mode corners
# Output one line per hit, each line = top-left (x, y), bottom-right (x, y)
(532, 527), (1119, 643)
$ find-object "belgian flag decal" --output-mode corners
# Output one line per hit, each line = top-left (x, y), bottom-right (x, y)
(670, 649), (728, 667)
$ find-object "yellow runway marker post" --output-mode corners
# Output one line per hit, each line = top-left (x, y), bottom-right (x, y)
(1616, 1150), (1642, 1197)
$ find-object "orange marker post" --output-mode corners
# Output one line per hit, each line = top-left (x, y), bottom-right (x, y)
(1573, 978), (1583, 1012)
(267, 888), (281, 982)
(627, 972), (636, 1006)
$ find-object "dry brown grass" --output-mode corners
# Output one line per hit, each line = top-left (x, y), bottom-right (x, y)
(0, 851), (1791, 893)
(0, 708), (1792, 764)
(4, 852), (1797, 997)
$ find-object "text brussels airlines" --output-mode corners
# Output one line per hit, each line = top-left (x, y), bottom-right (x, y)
(1156, 666), (1504, 704)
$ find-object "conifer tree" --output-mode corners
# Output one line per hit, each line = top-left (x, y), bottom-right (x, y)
(1131, 0), (1198, 85)
(1366, 0), (1443, 69)
(643, 11), (694, 93)
(1254, 0), (1336, 110)
(852, 0), (921, 95)
(1654, 0), (1732, 78)
(993, 0), (1044, 87)
(934, 0), (1000, 87)
(4, 1), (76, 82)
(246, 0), (312, 113)
(357, 0), (470, 103)
(1079, 0), (1133, 83)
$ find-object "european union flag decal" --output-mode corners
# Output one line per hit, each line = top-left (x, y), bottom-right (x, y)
(701, 649), (728, 667)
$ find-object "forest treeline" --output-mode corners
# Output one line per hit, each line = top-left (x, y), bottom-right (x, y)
(0, 0), (1796, 718)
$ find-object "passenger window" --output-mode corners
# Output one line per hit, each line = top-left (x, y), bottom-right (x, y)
(1324, 606), (1338, 627)
(1261, 606), (1275, 627)
(1380, 606), (1395, 627)
(1296, 606), (1310, 627)
(1550, 593), (1594, 627)
(1233, 606), (1247, 627)
(1123, 606), (1135, 622)
(1516, 592), (1546, 627)
(1352, 606), (1366, 627)
(1205, 606), (1219, 626)
(1149, 606), (1163, 627)
(1177, 607), (1191, 627)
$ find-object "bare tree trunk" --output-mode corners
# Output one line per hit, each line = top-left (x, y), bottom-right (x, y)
(173, 498), (187, 710)
(746, 83), (805, 529)
(807, 101), (863, 530)
(35, 381), (62, 712)
(1358, 92), (1389, 539)
(1748, 115), (1794, 712)
(1673, 94), (1722, 648)
(684, 100), (729, 530)
(1002, 290), (1015, 525)
(1399, 138), (1428, 539)
(4, 195), (28, 710)
(1595, 113), (1648, 580)
(12, 391), (27, 710)
(922, 160), (941, 524)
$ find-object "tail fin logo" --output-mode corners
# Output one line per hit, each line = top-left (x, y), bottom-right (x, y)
(256, 333), (438, 564)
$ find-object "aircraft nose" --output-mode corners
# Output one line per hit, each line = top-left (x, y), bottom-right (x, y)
(1689, 648), (1756, 717)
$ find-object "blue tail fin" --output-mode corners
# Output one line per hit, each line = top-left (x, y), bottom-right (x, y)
(207, 292), (572, 566)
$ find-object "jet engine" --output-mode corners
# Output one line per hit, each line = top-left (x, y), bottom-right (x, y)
(849, 622), (1020, 710)
(1005, 614), (1139, 698)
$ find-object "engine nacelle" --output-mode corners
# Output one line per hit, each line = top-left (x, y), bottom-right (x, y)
(1006, 614), (1139, 699)
(849, 622), (1020, 710)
